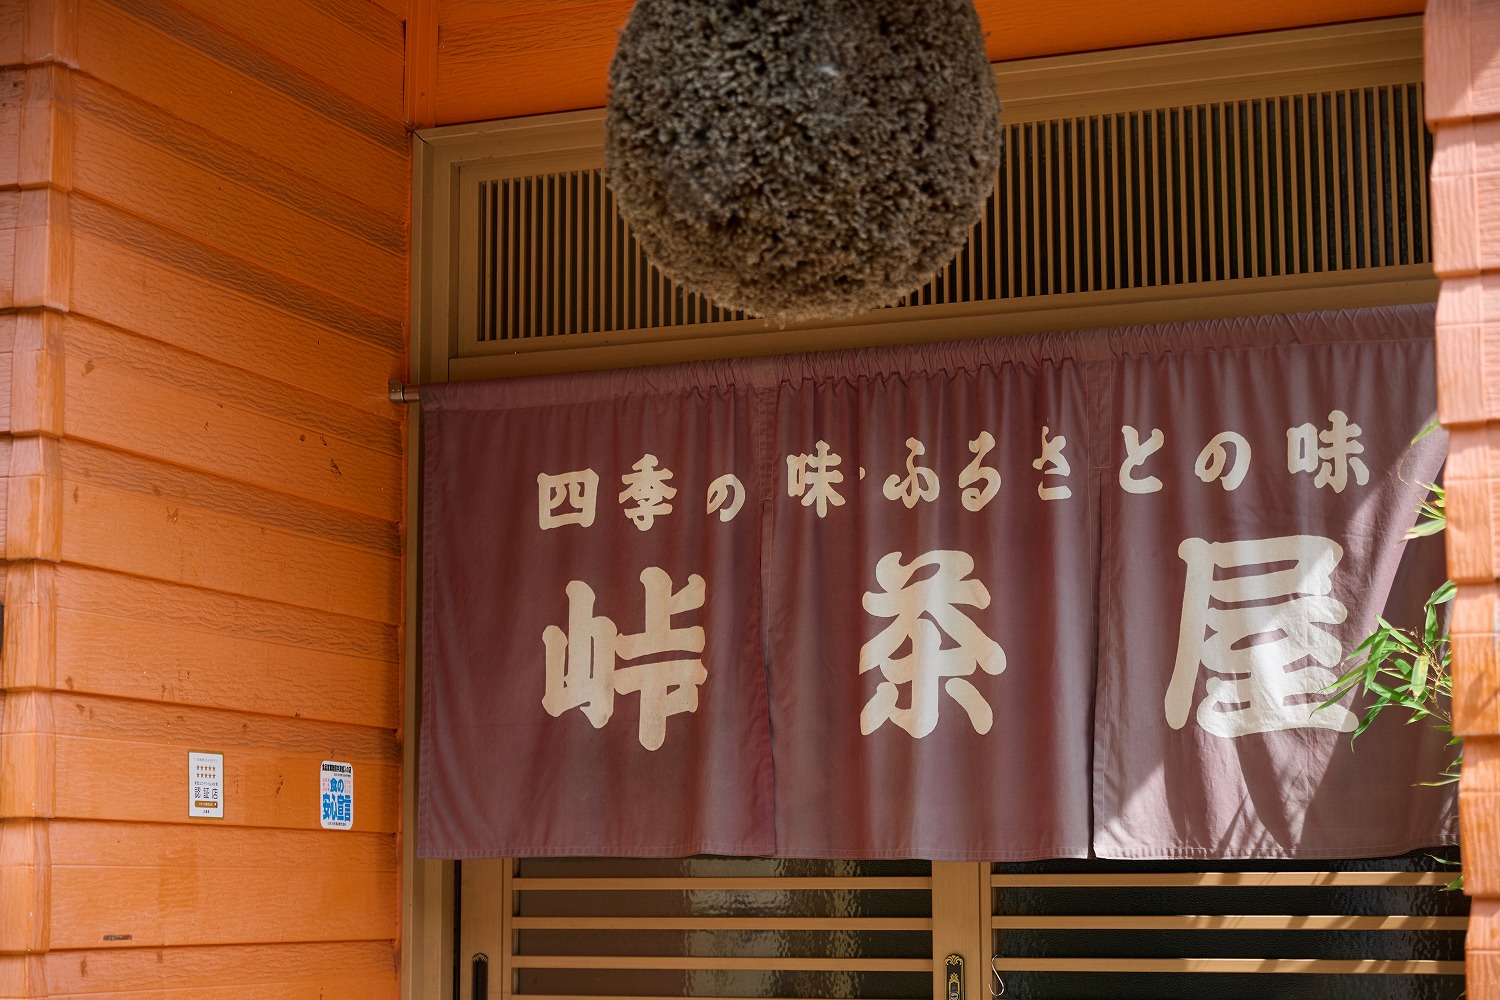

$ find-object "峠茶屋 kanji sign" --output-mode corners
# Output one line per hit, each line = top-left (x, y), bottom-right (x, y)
(419, 305), (1456, 863)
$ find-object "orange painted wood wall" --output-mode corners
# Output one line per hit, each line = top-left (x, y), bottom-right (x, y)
(412, 0), (1424, 126)
(0, 0), (410, 995)
(1430, 1), (1500, 995)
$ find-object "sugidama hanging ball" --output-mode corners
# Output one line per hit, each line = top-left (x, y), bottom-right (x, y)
(603, 0), (1001, 324)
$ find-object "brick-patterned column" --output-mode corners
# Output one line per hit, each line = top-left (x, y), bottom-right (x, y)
(1427, 1), (1500, 995)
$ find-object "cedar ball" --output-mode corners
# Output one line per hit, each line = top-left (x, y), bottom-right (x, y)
(604, 0), (1002, 324)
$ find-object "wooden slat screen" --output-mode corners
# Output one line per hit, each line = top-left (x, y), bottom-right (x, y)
(498, 858), (932, 1000)
(470, 83), (1430, 344)
(989, 852), (1467, 999)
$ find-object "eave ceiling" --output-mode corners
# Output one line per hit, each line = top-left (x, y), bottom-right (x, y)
(416, 0), (1424, 126)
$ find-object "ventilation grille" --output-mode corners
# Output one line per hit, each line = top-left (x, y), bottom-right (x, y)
(470, 83), (1430, 343)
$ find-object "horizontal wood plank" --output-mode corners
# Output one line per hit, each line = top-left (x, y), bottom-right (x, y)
(58, 439), (399, 622)
(63, 320), (401, 523)
(51, 692), (397, 760)
(435, 2), (627, 122)
(76, 0), (408, 217)
(44, 940), (397, 994)
(54, 736), (399, 831)
(70, 204), (404, 415)
(46, 978), (399, 1000)
(990, 957), (1464, 975)
(71, 78), (407, 317)
(65, 307), (400, 457)
(0, 68), (21, 186)
(55, 606), (398, 727)
(168, 0), (403, 119)
(50, 820), (396, 870)
(61, 438), (398, 553)
(60, 476), (400, 621)
(55, 564), (399, 663)
(50, 866), (397, 948)
(991, 871), (1456, 886)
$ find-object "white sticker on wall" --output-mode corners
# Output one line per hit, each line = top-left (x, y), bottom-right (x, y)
(189, 752), (224, 819)
(320, 760), (354, 830)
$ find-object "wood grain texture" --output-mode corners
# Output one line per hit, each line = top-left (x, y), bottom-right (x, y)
(0, 310), (16, 433)
(1474, 901), (1500, 1000)
(1455, 585), (1500, 736)
(0, 820), (49, 954)
(53, 735), (399, 831)
(21, 0), (78, 67)
(43, 980), (399, 1000)
(15, 0), (406, 991)
(50, 820), (396, 869)
(0, 0), (22, 68)
(428, 0), (1424, 124)
(435, 1), (628, 122)
(1465, 736), (1500, 897)
(169, 0), (403, 119)
(1428, 0), (1500, 125)
(406, 0), (437, 127)
(62, 318), (401, 522)
(0, 953), (48, 998)
(1432, 124), (1483, 278)
(0, 437), (13, 556)
(10, 186), (69, 310)
(42, 940), (397, 995)
(70, 84), (405, 319)
(3, 562), (58, 693)
(58, 434), (399, 621)
(10, 308), (64, 437)
(69, 204), (404, 415)
(54, 605), (398, 727)
(0, 690), (58, 819)
(1445, 426), (1497, 584)
(1424, 0), (1474, 124)
(51, 691), (396, 760)
(0, 69), (21, 186)
(17, 62), (71, 192)
(49, 867), (397, 948)
(75, 0), (408, 218)
(6, 434), (62, 563)
(55, 564), (398, 663)
(0, 188), (19, 309)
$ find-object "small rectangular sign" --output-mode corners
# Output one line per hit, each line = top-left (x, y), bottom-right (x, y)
(320, 760), (354, 830)
(189, 752), (224, 819)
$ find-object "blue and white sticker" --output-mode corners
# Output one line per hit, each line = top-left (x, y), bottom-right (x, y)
(320, 760), (353, 830)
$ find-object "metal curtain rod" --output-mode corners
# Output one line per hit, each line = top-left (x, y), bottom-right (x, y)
(389, 380), (421, 404)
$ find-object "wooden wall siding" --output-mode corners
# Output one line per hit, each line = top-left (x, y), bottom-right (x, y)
(1428, 0), (1500, 996)
(2, 0), (407, 993)
(425, 0), (1425, 124)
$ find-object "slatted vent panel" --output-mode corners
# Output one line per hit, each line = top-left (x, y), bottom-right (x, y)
(472, 83), (1430, 342)
(505, 857), (932, 1000)
(990, 851), (1467, 999)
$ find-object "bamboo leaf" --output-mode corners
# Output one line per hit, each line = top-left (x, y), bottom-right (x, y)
(1411, 418), (1442, 445)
